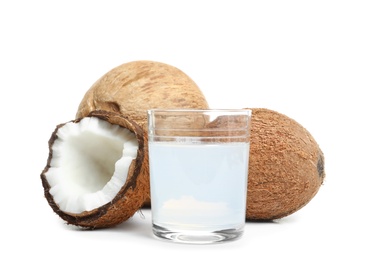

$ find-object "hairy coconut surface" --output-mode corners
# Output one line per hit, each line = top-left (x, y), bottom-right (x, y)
(246, 108), (325, 220)
(40, 110), (149, 228)
(76, 60), (209, 129)
(76, 60), (209, 206)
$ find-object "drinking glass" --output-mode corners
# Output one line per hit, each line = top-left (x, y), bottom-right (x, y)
(147, 109), (251, 244)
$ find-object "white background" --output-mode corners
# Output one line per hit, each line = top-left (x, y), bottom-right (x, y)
(1, 0), (371, 259)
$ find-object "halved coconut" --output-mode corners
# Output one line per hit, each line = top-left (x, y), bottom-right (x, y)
(40, 110), (149, 228)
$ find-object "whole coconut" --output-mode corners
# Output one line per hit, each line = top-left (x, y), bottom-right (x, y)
(246, 108), (325, 220)
(76, 60), (209, 207)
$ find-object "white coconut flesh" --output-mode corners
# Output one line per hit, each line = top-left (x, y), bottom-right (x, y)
(46, 117), (138, 214)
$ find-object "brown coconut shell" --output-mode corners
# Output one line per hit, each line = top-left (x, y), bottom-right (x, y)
(40, 110), (149, 229)
(76, 60), (209, 129)
(75, 60), (209, 206)
(246, 108), (325, 220)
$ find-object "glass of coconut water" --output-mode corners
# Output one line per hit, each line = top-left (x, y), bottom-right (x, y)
(147, 109), (251, 244)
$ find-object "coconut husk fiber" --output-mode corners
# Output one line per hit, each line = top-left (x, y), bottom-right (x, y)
(245, 108), (325, 220)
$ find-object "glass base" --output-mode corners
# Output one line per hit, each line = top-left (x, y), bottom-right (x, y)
(152, 224), (244, 244)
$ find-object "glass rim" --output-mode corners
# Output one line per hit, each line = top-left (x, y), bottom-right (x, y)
(147, 108), (252, 115)
(147, 108), (251, 138)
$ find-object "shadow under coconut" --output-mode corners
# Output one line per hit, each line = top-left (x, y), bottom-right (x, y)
(114, 209), (154, 240)
(246, 214), (299, 225)
(59, 209), (153, 240)
(60, 209), (298, 242)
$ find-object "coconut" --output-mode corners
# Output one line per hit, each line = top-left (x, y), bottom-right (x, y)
(206, 108), (325, 220)
(76, 60), (209, 129)
(246, 108), (325, 220)
(40, 110), (148, 228)
(75, 60), (209, 206)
